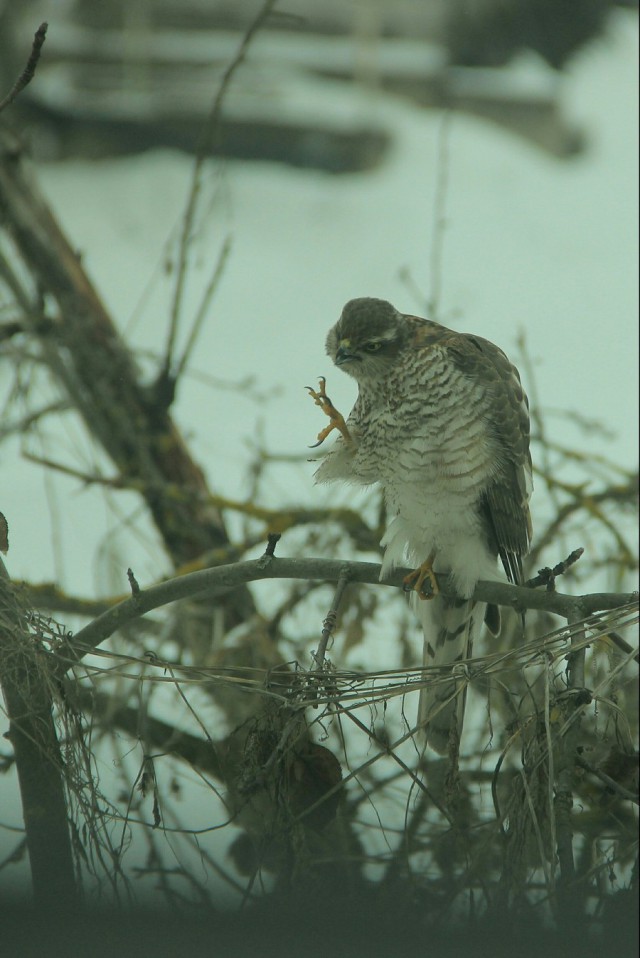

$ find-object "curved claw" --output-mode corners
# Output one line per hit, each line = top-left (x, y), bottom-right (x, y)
(306, 376), (352, 446)
(403, 553), (439, 600)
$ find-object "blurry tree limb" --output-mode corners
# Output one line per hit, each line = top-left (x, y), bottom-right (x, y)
(172, 234), (233, 385)
(0, 22), (47, 115)
(165, 0), (279, 379)
(79, 688), (224, 780)
(585, 618), (639, 663)
(20, 451), (378, 547)
(0, 400), (70, 440)
(20, 582), (116, 618)
(575, 754), (639, 805)
(528, 472), (639, 566)
(0, 125), (255, 636)
(20, 445), (638, 582)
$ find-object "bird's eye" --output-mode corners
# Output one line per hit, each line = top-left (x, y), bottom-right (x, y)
(364, 342), (383, 352)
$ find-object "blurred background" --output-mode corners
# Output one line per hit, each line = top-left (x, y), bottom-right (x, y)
(3, 0), (637, 166)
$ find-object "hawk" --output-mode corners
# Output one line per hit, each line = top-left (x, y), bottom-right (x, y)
(311, 297), (532, 753)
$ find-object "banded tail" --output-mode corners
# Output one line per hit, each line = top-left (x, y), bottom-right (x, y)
(415, 594), (489, 754)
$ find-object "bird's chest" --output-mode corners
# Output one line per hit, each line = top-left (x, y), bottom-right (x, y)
(349, 360), (490, 491)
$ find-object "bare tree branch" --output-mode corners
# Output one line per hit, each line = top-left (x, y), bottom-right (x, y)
(165, 0), (280, 378)
(0, 124), (256, 634)
(53, 555), (638, 677)
(0, 22), (48, 115)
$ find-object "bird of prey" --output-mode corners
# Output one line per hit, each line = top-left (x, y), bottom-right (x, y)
(310, 297), (532, 753)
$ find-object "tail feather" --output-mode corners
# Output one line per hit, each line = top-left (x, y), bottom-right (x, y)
(415, 594), (482, 754)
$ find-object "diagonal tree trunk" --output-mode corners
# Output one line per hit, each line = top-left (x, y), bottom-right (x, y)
(0, 124), (255, 639)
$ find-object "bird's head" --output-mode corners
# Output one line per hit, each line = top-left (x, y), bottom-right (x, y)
(325, 298), (411, 385)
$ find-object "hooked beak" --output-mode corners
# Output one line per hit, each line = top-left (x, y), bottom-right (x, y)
(335, 342), (359, 365)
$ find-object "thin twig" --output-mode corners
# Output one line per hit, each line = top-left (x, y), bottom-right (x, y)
(0, 22), (48, 115)
(313, 567), (351, 670)
(22, 450), (375, 543)
(173, 234), (233, 384)
(165, 0), (279, 376)
(575, 755), (639, 805)
(525, 548), (584, 591)
(585, 618), (639, 663)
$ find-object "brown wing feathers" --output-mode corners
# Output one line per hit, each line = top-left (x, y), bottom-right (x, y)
(447, 332), (532, 587)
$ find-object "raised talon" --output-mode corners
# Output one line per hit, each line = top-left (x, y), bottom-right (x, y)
(307, 377), (352, 446)
(403, 552), (439, 600)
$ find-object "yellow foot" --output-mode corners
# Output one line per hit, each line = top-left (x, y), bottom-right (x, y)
(307, 377), (352, 447)
(403, 552), (439, 600)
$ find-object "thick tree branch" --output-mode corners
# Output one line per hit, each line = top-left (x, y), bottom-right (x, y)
(54, 556), (638, 678)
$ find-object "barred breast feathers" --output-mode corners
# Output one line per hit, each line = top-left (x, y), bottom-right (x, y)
(312, 298), (533, 752)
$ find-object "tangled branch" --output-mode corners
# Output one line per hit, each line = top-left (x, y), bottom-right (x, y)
(55, 552), (638, 677)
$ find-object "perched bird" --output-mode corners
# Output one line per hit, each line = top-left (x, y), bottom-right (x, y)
(311, 297), (532, 753)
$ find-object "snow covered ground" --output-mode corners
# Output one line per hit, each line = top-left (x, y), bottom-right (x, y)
(0, 8), (637, 903)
